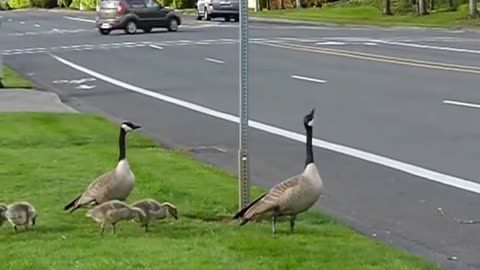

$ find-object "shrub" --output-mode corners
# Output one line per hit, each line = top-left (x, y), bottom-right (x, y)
(0, 0), (10, 9)
(6, 0), (30, 9)
(31, 0), (57, 7)
(172, 0), (195, 9)
(57, 0), (72, 7)
(162, 0), (173, 7)
(69, 0), (96, 9)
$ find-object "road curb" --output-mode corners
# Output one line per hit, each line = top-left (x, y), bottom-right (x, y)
(0, 89), (78, 113)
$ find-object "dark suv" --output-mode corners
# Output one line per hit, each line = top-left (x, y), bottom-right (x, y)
(96, 0), (182, 35)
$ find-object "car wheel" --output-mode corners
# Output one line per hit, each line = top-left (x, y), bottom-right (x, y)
(99, 28), (111, 35)
(166, 17), (179, 32)
(124, 20), (137, 35)
(143, 27), (153, 33)
(196, 7), (202, 20)
(204, 7), (211, 20)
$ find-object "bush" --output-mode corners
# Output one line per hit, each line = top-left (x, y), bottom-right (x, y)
(162, 0), (173, 6)
(31, 0), (56, 7)
(57, 0), (72, 7)
(6, 0), (30, 9)
(0, 0), (10, 9)
(172, 0), (195, 8)
(69, 0), (96, 9)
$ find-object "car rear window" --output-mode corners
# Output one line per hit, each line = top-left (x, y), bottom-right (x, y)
(100, 0), (119, 8)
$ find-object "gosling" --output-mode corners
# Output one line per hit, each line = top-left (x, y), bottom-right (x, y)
(86, 200), (147, 236)
(0, 203), (7, 227)
(131, 199), (178, 232)
(4, 201), (37, 233)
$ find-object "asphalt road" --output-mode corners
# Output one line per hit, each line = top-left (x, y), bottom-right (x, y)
(3, 9), (480, 270)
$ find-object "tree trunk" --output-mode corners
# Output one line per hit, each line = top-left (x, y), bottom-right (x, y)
(383, 0), (393, 14)
(446, 0), (453, 9)
(430, 0), (434, 10)
(417, 0), (428, 15)
(295, 0), (301, 8)
(469, 0), (479, 18)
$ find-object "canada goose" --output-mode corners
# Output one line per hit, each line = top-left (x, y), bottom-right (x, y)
(64, 121), (141, 213)
(233, 108), (324, 235)
(4, 201), (37, 233)
(130, 199), (178, 232)
(0, 203), (7, 227)
(86, 199), (147, 236)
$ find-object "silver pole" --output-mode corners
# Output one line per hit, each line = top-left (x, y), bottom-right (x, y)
(238, 0), (250, 210)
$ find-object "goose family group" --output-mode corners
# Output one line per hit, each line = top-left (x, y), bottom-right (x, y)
(0, 109), (324, 236)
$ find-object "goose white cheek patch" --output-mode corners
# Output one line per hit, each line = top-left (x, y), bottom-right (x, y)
(122, 124), (132, 132)
(307, 119), (314, 126)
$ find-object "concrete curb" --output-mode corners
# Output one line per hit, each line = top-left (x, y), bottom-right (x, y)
(0, 89), (78, 113)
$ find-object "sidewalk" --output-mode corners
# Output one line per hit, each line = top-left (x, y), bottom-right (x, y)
(0, 89), (77, 113)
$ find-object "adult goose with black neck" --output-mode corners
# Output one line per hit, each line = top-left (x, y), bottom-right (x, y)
(64, 121), (141, 213)
(233, 108), (324, 235)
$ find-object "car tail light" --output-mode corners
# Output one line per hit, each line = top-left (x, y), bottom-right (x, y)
(117, 2), (126, 14)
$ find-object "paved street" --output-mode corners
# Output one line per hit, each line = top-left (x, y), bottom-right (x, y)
(3, 9), (480, 269)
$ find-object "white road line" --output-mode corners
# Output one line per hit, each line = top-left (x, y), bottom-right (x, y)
(64, 16), (95, 23)
(34, 24), (40, 28)
(316, 41), (346, 45)
(371, 40), (480, 55)
(205, 57), (224, 64)
(49, 53), (480, 195)
(20, 21), (25, 24)
(149, 44), (164, 50)
(291, 75), (326, 84)
(443, 100), (480, 109)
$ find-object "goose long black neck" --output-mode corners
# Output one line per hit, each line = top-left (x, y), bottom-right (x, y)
(118, 128), (127, 161)
(305, 126), (314, 167)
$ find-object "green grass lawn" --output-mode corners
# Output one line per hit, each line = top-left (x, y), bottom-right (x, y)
(253, 6), (480, 27)
(0, 113), (443, 270)
(1, 67), (34, 89)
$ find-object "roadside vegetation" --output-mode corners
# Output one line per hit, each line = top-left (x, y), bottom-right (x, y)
(0, 112), (444, 270)
(1, 0), (479, 28)
(1, 67), (34, 89)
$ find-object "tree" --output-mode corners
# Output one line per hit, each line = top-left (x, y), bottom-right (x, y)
(296, 0), (300, 8)
(446, 0), (454, 10)
(417, 0), (428, 15)
(383, 0), (393, 15)
(469, 0), (479, 18)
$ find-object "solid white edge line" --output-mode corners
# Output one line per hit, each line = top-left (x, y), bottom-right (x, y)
(149, 45), (164, 50)
(372, 39), (480, 55)
(205, 58), (225, 64)
(49, 53), (480, 195)
(443, 100), (480, 109)
(291, 75), (326, 84)
(64, 16), (96, 23)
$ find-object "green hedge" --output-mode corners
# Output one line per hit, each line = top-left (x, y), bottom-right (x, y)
(31, 0), (57, 7)
(69, 0), (96, 9)
(57, 0), (72, 7)
(6, 0), (30, 8)
(173, 0), (195, 8)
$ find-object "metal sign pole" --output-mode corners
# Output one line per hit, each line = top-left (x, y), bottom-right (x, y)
(0, 19), (3, 88)
(238, 0), (250, 210)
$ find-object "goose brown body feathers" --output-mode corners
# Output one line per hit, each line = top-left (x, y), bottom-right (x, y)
(233, 108), (324, 234)
(86, 200), (147, 235)
(4, 202), (37, 233)
(131, 199), (178, 232)
(64, 121), (141, 213)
